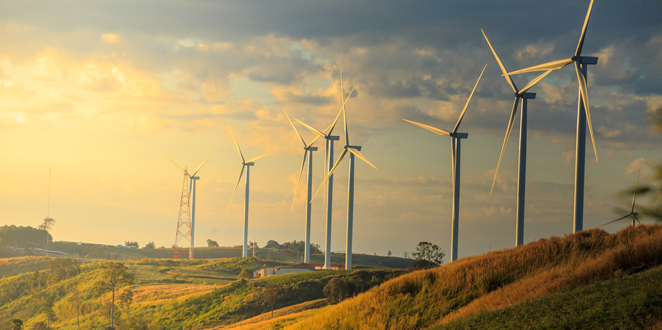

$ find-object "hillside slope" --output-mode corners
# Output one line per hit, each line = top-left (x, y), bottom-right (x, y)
(284, 225), (662, 329)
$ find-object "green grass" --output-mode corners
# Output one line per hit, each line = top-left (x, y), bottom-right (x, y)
(434, 266), (662, 330)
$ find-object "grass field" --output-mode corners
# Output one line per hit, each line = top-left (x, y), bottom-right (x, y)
(283, 225), (662, 329)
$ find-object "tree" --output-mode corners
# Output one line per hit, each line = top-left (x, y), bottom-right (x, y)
(94, 262), (135, 329)
(323, 278), (349, 304)
(411, 242), (445, 270)
(238, 268), (253, 279)
(403, 251), (409, 259)
(124, 241), (139, 248)
(628, 108), (662, 221)
(143, 242), (155, 249)
(260, 282), (279, 318)
(387, 250), (392, 257)
(40, 294), (56, 328)
(206, 239), (219, 247)
(249, 241), (259, 249)
(119, 288), (134, 314)
(11, 319), (22, 330)
(29, 322), (47, 330)
(39, 217), (56, 255)
(264, 240), (279, 249)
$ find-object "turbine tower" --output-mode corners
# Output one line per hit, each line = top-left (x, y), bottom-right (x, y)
(172, 171), (191, 259)
(167, 151), (215, 259)
(504, 0), (599, 233)
(284, 110), (322, 263)
(294, 72), (355, 269)
(311, 84), (377, 270)
(482, 30), (554, 247)
(403, 64), (486, 262)
(226, 123), (271, 258)
(600, 170), (641, 228)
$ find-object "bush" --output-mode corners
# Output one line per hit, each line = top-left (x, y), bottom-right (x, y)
(238, 268), (253, 279)
(323, 278), (349, 304)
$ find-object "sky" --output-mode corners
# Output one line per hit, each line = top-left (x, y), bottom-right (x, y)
(1, 0), (661, 263)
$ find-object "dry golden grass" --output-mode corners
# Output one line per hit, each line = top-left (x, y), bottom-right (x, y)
(0, 256), (54, 277)
(130, 284), (216, 303)
(218, 299), (329, 330)
(285, 225), (662, 330)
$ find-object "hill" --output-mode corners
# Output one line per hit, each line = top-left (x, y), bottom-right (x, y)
(0, 256), (408, 329)
(282, 225), (662, 329)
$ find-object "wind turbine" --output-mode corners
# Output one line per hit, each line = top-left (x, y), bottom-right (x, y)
(226, 123), (271, 258)
(310, 85), (376, 270)
(600, 170), (641, 228)
(403, 64), (486, 263)
(503, 0), (599, 233)
(293, 72), (355, 269)
(284, 110), (323, 263)
(482, 29), (555, 247)
(167, 150), (215, 259)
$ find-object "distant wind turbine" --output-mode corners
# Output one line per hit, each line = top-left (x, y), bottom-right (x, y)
(294, 71), (355, 269)
(167, 150), (215, 259)
(284, 110), (322, 263)
(226, 123), (271, 258)
(310, 82), (376, 270)
(600, 170), (641, 228)
(482, 29), (555, 247)
(503, 0), (600, 233)
(403, 63), (486, 262)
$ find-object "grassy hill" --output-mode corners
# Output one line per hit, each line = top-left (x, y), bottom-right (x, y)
(4, 225), (662, 329)
(0, 255), (408, 329)
(280, 225), (662, 329)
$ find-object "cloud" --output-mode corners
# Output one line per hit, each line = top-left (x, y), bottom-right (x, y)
(100, 33), (119, 44)
(624, 157), (654, 177)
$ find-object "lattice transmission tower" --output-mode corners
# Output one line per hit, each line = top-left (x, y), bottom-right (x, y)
(173, 171), (192, 259)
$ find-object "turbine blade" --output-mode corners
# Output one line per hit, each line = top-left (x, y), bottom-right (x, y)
(166, 156), (188, 175)
(453, 63), (487, 133)
(491, 97), (520, 194)
(291, 151), (308, 212)
(633, 214), (641, 225)
(228, 123), (245, 163)
(322, 141), (329, 208)
(325, 87), (355, 135)
(307, 134), (323, 148)
(191, 150), (216, 177)
(506, 58), (573, 76)
(347, 147), (377, 170)
(246, 153), (272, 164)
(294, 118), (325, 138)
(451, 136), (456, 188)
(285, 110), (307, 147)
(188, 176), (194, 206)
(311, 149), (347, 203)
(343, 100), (349, 145)
(226, 165), (246, 216)
(599, 214), (631, 227)
(519, 70), (554, 94)
(575, 61), (598, 163)
(403, 119), (450, 136)
(481, 29), (518, 93)
(575, 0), (595, 57)
(631, 169), (640, 213)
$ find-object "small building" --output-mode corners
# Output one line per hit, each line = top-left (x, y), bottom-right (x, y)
(252, 266), (314, 278)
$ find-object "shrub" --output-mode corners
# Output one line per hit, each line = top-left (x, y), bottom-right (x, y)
(238, 269), (253, 279)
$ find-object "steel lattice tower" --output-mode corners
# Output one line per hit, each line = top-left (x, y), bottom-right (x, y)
(173, 172), (192, 259)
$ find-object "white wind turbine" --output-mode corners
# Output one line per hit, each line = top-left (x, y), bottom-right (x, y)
(284, 110), (323, 263)
(226, 123), (271, 258)
(310, 85), (376, 270)
(600, 170), (641, 228)
(167, 150), (216, 259)
(293, 72), (355, 269)
(403, 64), (486, 263)
(503, 0), (599, 233)
(482, 29), (555, 247)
